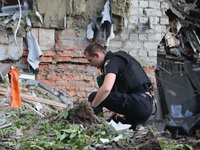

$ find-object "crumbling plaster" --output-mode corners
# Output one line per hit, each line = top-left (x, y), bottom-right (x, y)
(32, 0), (106, 29)
(31, 0), (131, 30)
(31, 0), (169, 67)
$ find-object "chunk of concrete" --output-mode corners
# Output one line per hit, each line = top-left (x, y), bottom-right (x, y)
(0, 63), (11, 76)
(0, 34), (23, 61)
(32, 0), (68, 29)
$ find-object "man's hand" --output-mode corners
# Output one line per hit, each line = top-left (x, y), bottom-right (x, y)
(107, 112), (125, 122)
(111, 112), (125, 120)
(92, 73), (116, 107)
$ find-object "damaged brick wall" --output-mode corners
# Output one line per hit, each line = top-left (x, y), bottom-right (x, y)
(20, 0), (169, 100)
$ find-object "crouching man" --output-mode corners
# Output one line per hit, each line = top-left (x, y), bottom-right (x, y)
(84, 43), (153, 130)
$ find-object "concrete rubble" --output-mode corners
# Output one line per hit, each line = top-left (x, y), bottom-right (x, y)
(153, 0), (200, 138)
(158, 0), (200, 64)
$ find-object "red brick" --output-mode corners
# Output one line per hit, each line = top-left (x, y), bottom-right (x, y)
(48, 64), (58, 70)
(64, 71), (71, 75)
(58, 64), (67, 69)
(42, 80), (55, 85)
(79, 81), (89, 87)
(54, 56), (71, 62)
(83, 76), (94, 81)
(47, 75), (62, 80)
(56, 51), (62, 55)
(52, 86), (61, 90)
(40, 57), (53, 63)
(65, 86), (79, 91)
(63, 50), (75, 56)
(60, 70), (65, 74)
(57, 50), (75, 56)
(62, 75), (73, 80)
(67, 81), (78, 86)
(23, 51), (28, 56)
(80, 87), (86, 92)
(76, 92), (87, 98)
(77, 65), (87, 70)
(68, 91), (77, 97)
(72, 57), (87, 63)
(61, 46), (74, 50)
(43, 51), (56, 56)
(39, 65), (48, 70)
(55, 40), (62, 50)
(37, 74), (47, 80)
(73, 76), (82, 80)
(80, 87), (96, 92)
(56, 80), (68, 85)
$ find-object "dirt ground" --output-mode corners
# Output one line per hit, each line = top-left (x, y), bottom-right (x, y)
(0, 88), (200, 149)
(47, 100), (200, 150)
(66, 101), (200, 150)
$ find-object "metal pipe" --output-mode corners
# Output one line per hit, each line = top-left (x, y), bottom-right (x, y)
(14, 0), (22, 51)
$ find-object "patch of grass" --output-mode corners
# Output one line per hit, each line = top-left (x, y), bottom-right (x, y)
(159, 140), (193, 150)
(1, 109), (119, 149)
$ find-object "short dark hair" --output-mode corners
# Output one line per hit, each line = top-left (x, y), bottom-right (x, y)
(84, 43), (106, 57)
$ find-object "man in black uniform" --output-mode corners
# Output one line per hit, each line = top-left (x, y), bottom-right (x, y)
(84, 43), (153, 130)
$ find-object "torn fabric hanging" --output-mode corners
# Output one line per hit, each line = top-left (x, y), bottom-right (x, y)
(87, 0), (115, 48)
(26, 31), (43, 70)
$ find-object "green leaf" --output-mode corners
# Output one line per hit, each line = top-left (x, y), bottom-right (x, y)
(61, 129), (77, 133)
(15, 122), (20, 129)
(70, 132), (77, 139)
(6, 111), (17, 118)
(4, 141), (15, 147)
(30, 145), (45, 150)
(97, 112), (104, 117)
(59, 133), (67, 141)
(184, 144), (193, 150)
(63, 110), (69, 119)
(101, 131), (106, 135)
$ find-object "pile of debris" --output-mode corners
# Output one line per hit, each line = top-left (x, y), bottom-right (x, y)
(0, 68), (200, 149)
(0, 94), (200, 149)
(158, 0), (200, 64)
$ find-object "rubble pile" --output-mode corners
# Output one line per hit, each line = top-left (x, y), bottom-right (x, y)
(159, 0), (200, 64)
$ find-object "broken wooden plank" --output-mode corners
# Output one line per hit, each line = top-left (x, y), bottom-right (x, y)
(25, 80), (70, 105)
(0, 87), (67, 108)
(24, 103), (45, 117)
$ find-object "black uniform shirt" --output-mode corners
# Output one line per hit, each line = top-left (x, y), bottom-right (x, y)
(102, 51), (126, 76)
(102, 51), (149, 93)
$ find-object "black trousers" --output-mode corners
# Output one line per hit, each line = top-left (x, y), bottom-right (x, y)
(88, 90), (153, 130)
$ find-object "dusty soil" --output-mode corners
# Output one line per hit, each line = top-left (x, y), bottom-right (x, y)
(53, 100), (200, 150)
(0, 85), (200, 149)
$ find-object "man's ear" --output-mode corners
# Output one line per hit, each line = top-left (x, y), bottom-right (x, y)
(94, 52), (100, 58)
